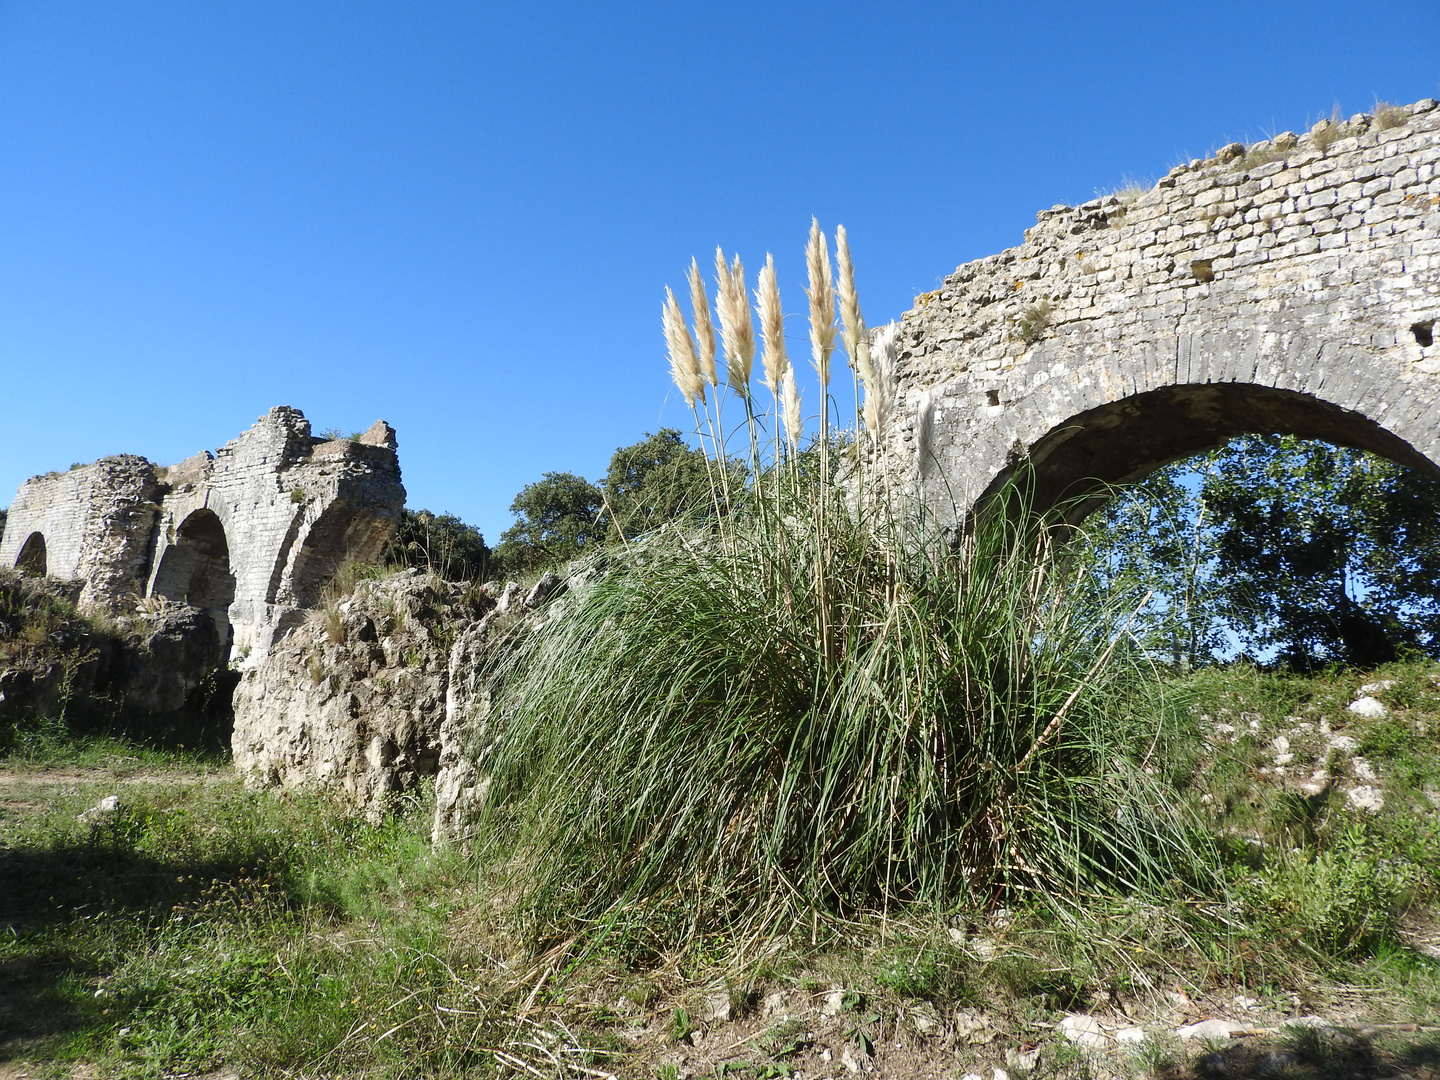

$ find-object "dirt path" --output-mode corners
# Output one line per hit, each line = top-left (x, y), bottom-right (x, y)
(0, 763), (232, 820)
(0, 764), (223, 787)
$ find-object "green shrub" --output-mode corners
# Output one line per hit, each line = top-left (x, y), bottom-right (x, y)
(1242, 823), (1419, 957)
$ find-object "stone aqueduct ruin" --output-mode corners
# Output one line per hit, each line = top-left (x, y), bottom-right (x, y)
(890, 99), (1440, 521)
(6, 98), (1440, 669)
(0, 407), (405, 664)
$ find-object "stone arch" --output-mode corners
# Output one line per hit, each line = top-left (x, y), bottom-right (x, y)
(973, 381), (1440, 526)
(151, 509), (237, 654)
(14, 532), (46, 576)
(286, 502), (390, 609)
(894, 99), (1440, 534)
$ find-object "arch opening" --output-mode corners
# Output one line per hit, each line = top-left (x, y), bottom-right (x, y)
(286, 502), (392, 608)
(151, 509), (237, 657)
(1073, 431), (1440, 672)
(14, 532), (47, 576)
(984, 383), (1440, 526)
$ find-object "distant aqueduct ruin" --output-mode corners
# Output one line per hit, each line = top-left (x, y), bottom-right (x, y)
(0, 407), (404, 664)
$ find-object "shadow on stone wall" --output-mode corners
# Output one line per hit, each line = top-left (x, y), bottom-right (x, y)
(0, 569), (236, 753)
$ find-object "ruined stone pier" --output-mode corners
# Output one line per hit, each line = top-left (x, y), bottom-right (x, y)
(0, 407), (405, 663)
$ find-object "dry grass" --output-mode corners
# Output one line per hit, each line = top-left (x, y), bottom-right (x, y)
(1373, 100), (1408, 131)
(714, 247), (756, 398)
(804, 218), (837, 392)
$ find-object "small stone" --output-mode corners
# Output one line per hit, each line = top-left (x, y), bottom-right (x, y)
(1346, 785), (1384, 812)
(954, 1009), (991, 1044)
(1059, 1013), (1109, 1048)
(1357, 680), (1396, 695)
(761, 990), (790, 1018)
(821, 989), (848, 1016)
(993, 1069), (1010, 1080)
(1006, 1047), (1041, 1069)
(908, 1003), (940, 1034)
(1348, 696), (1387, 718)
(1116, 1027), (1147, 1045)
(1217, 142), (1246, 163)
(1233, 995), (1259, 1011)
(1353, 759), (1378, 782)
(1176, 1018), (1240, 1040)
(1327, 734), (1359, 753)
(1272, 736), (1290, 754)
(841, 1046), (863, 1073)
(702, 991), (731, 1023)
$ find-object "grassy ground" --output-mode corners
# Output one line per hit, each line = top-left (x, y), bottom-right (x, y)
(1, 660), (1438, 1078)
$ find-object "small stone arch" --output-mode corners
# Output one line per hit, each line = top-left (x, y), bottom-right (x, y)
(151, 509), (237, 654)
(14, 532), (46, 576)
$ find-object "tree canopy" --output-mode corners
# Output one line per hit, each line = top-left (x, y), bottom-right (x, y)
(493, 471), (605, 573)
(1082, 435), (1440, 669)
(493, 430), (722, 572)
(601, 428), (716, 541)
(385, 509), (491, 581)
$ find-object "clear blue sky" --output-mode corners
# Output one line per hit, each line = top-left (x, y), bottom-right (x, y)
(2, 0), (1437, 544)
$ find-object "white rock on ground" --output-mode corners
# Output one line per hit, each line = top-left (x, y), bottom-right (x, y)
(1348, 696), (1388, 718)
(1058, 1014), (1109, 1047)
(1346, 785), (1385, 812)
(1176, 1018), (1241, 1040)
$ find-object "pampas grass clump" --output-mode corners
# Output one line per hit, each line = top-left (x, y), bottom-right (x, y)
(476, 224), (1214, 948)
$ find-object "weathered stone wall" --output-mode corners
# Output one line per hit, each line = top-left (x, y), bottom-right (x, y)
(230, 567), (567, 834)
(891, 99), (1440, 523)
(0, 407), (405, 664)
(0, 456), (162, 609)
(231, 571), (489, 816)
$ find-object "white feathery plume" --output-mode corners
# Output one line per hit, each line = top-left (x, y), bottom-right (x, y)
(835, 225), (873, 393)
(781, 367), (802, 453)
(864, 321), (899, 440)
(756, 254), (789, 400)
(663, 286), (705, 407)
(687, 258), (718, 388)
(714, 247), (755, 399)
(804, 219), (837, 389)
